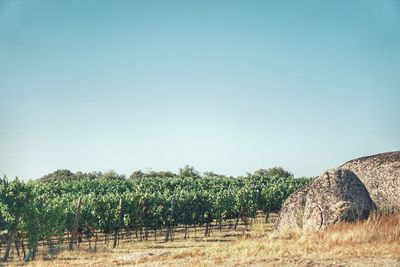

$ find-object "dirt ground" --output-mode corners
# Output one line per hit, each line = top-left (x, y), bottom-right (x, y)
(5, 214), (400, 266)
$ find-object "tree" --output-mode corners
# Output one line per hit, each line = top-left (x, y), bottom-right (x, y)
(129, 170), (176, 179)
(203, 171), (225, 178)
(101, 170), (125, 180)
(252, 167), (293, 178)
(129, 170), (145, 179)
(147, 171), (176, 178)
(179, 165), (200, 178)
(38, 169), (75, 182)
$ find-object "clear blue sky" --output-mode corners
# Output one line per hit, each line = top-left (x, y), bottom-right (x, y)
(1, 0), (399, 180)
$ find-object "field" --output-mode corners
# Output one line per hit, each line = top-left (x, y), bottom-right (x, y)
(7, 213), (400, 267)
(2, 174), (399, 266)
(0, 173), (310, 262)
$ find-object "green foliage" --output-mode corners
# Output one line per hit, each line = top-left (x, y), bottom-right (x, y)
(203, 171), (226, 178)
(100, 170), (126, 180)
(38, 169), (75, 182)
(0, 176), (39, 261)
(0, 169), (313, 261)
(37, 169), (104, 182)
(129, 170), (176, 179)
(251, 166), (293, 178)
(178, 165), (200, 178)
(129, 170), (145, 179)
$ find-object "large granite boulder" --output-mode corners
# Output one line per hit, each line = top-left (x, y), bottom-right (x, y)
(340, 151), (400, 213)
(276, 151), (400, 231)
(275, 186), (309, 230)
(303, 169), (374, 230)
(276, 169), (374, 231)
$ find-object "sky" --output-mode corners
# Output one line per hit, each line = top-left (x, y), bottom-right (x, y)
(0, 0), (399, 180)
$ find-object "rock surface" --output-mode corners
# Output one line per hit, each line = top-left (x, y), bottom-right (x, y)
(340, 151), (400, 213)
(275, 186), (309, 230)
(302, 169), (374, 230)
(276, 151), (400, 231)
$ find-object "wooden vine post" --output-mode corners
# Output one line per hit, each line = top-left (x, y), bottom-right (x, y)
(234, 211), (241, 230)
(69, 196), (83, 250)
(164, 198), (175, 242)
(184, 214), (189, 239)
(251, 190), (259, 230)
(113, 198), (123, 249)
(170, 198), (175, 241)
(204, 211), (212, 237)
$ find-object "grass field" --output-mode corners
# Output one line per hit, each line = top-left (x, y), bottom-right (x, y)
(7, 213), (400, 266)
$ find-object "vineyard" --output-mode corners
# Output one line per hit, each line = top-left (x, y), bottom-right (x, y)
(0, 171), (311, 262)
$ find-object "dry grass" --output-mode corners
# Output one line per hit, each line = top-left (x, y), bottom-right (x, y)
(316, 212), (400, 244)
(9, 213), (400, 266)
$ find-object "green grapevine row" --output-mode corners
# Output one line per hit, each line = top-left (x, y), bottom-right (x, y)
(0, 174), (311, 261)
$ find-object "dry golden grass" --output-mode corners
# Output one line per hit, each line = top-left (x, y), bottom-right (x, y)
(9, 213), (400, 266)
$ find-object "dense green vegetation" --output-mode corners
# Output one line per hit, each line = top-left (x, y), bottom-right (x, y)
(0, 167), (312, 261)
